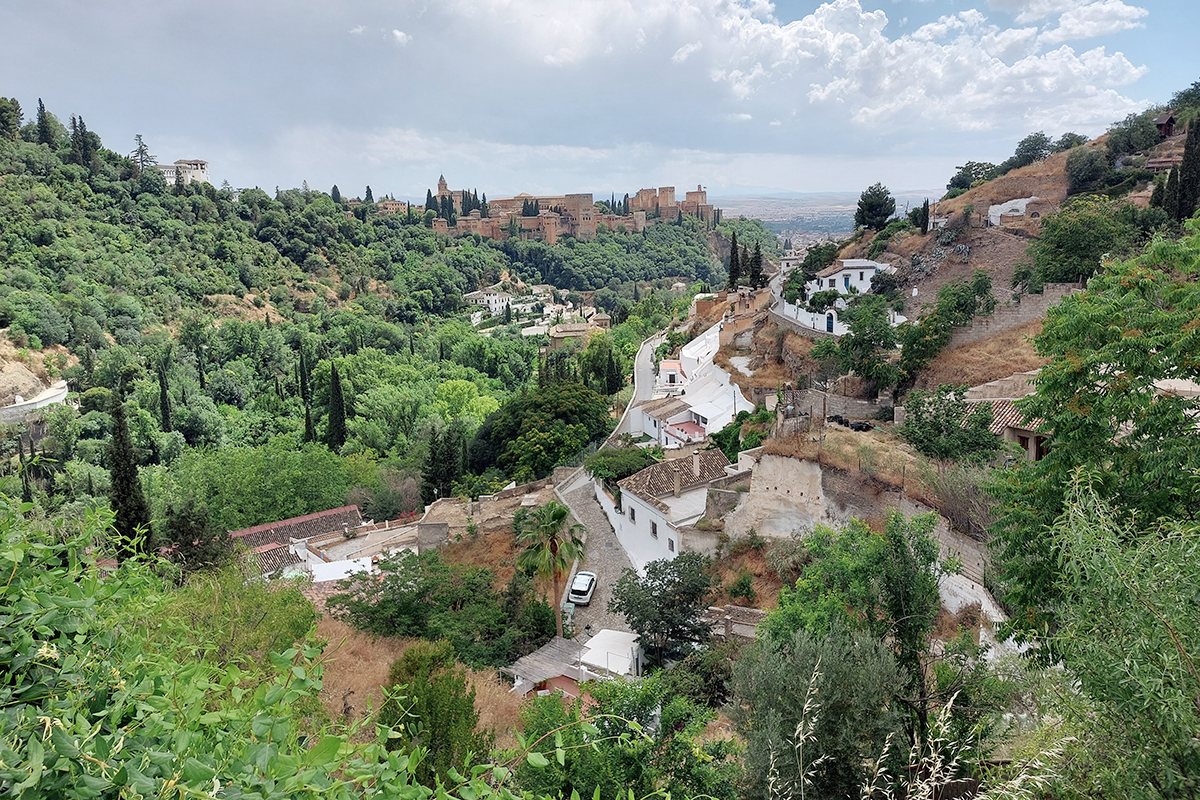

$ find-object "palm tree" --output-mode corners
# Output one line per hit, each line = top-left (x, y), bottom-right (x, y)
(515, 501), (585, 639)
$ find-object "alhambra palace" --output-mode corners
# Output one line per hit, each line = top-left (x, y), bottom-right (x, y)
(367, 176), (721, 246)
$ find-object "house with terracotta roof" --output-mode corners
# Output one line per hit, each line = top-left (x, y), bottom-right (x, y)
(605, 449), (733, 571)
(229, 505), (363, 577)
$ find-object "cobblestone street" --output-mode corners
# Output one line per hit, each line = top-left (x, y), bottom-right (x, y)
(562, 482), (634, 634)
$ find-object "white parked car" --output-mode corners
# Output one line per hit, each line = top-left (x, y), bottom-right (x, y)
(568, 571), (598, 606)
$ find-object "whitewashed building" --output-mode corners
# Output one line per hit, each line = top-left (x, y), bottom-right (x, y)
(463, 288), (512, 316)
(598, 449), (733, 573)
(777, 258), (906, 336)
(155, 159), (210, 186)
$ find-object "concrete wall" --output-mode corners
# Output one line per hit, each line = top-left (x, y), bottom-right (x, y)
(0, 381), (69, 425)
(417, 522), (449, 553)
(779, 389), (887, 420)
(769, 306), (838, 340)
(946, 283), (1079, 349)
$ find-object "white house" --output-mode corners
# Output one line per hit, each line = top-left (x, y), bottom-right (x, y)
(780, 258), (906, 336)
(637, 397), (694, 447)
(679, 323), (721, 382)
(600, 449), (733, 573)
(155, 159), (209, 186)
(463, 288), (512, 316)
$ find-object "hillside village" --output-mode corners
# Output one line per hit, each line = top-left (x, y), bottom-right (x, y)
(3, 79), (1200, 800)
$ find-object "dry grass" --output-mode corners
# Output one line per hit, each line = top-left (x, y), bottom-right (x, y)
(315, 617), (417, 738)
(763, 427), (937, 507)
(913, 320), (1047, 392)
(716, 322), (822, 393)
(933, 603), (983, 645)
(712, 547), (786, 610)
(203, 293), (287, 324)
(314, 617), (526, 748)
(469, 667), (526, 750)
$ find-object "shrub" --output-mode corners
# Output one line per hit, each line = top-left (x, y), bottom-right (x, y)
(729, 572), (757, 602)
(378, 640), (494, 788)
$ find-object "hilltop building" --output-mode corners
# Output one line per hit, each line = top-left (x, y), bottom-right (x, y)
(424, 177), (719, 245)
(155, 159), (209, 186)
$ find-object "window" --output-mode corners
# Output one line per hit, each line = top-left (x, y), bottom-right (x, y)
(629, 506), (636, 523)
(843, 275), (850, 290)
(1018, 435), (1029, 450)
(650, 521), (658, 538)
(859, 271), (864, 281)
(668, 538), (675, 552)
(828, 278), (835, 288)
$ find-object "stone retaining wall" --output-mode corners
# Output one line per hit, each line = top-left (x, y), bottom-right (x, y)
(946, 282), (1079, 349)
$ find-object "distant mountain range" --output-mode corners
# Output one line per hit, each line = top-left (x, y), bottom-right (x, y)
(713, 190), (938, 238)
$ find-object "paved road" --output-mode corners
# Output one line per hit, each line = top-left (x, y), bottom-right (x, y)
(563, 483), (634, 634)
(612, 331), (663, 438)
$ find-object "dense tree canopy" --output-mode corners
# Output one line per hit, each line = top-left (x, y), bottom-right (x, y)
(855, 183), (896, 231)
(991, 227), (1200, 637)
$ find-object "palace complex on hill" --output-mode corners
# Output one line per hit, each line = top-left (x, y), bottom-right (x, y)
(416, 176), (721, 246)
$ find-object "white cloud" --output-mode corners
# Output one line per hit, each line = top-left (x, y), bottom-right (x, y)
(349, 25), (366, 35)
(1038, 0), (1147, 44)
(672, 41), (703, 63)
(434, 0), (1144, 134)
(392, 29), (412, 45)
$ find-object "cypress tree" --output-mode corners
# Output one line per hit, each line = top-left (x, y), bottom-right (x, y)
(304, 405), (316, 444)
(748, 241), (764, 289)
(68, 116), (84, 166)
(108, 395), (152, 561)
(326, 362), (347, 451)
(1150, 177), (1165, 208)
(331, 184), (342, 204)
(1178, 121), (1200, 221)
(36, 98), (53, 146)
(364, 185), (374, 203)
(1164, 166), (1182, 221)
(426, 188), (436, 212)
(157, 366), (172, 433)
(727, 231), (741, 290)
(920, 198), (931, 235)
(606, 350), (623, 394)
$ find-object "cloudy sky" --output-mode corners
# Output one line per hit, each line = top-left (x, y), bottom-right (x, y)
(2, 0), (1194, 199)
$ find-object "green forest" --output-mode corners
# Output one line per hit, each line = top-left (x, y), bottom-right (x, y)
(0, 99), (779, 544)
(5, 82), (1200, 800)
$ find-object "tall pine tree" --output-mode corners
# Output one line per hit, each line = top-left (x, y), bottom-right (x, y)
(157, 366), (172, 433)
(108, 395), (152, 561)
(747, 241), (764, 289)
(1164, 166), (1182, 221)
(1177, 120), (1200, 221)
(36, 98), (54, 146)
(326, 362), (347, 451)
(726, 231), (741, 290)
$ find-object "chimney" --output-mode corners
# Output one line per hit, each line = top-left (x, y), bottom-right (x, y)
(672, 464), (682, 497)
(692, 449), (701, 478)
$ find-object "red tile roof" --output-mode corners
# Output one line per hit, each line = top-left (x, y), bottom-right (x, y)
(229, 506), (362, 550)
(618, 450), (731, 503)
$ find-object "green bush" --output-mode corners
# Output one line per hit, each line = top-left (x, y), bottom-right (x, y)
(379, 640), (493, 788)
(729, 572), (757, 602)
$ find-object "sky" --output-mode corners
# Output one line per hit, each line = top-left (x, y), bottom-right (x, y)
(1, 0), (1195, 200)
